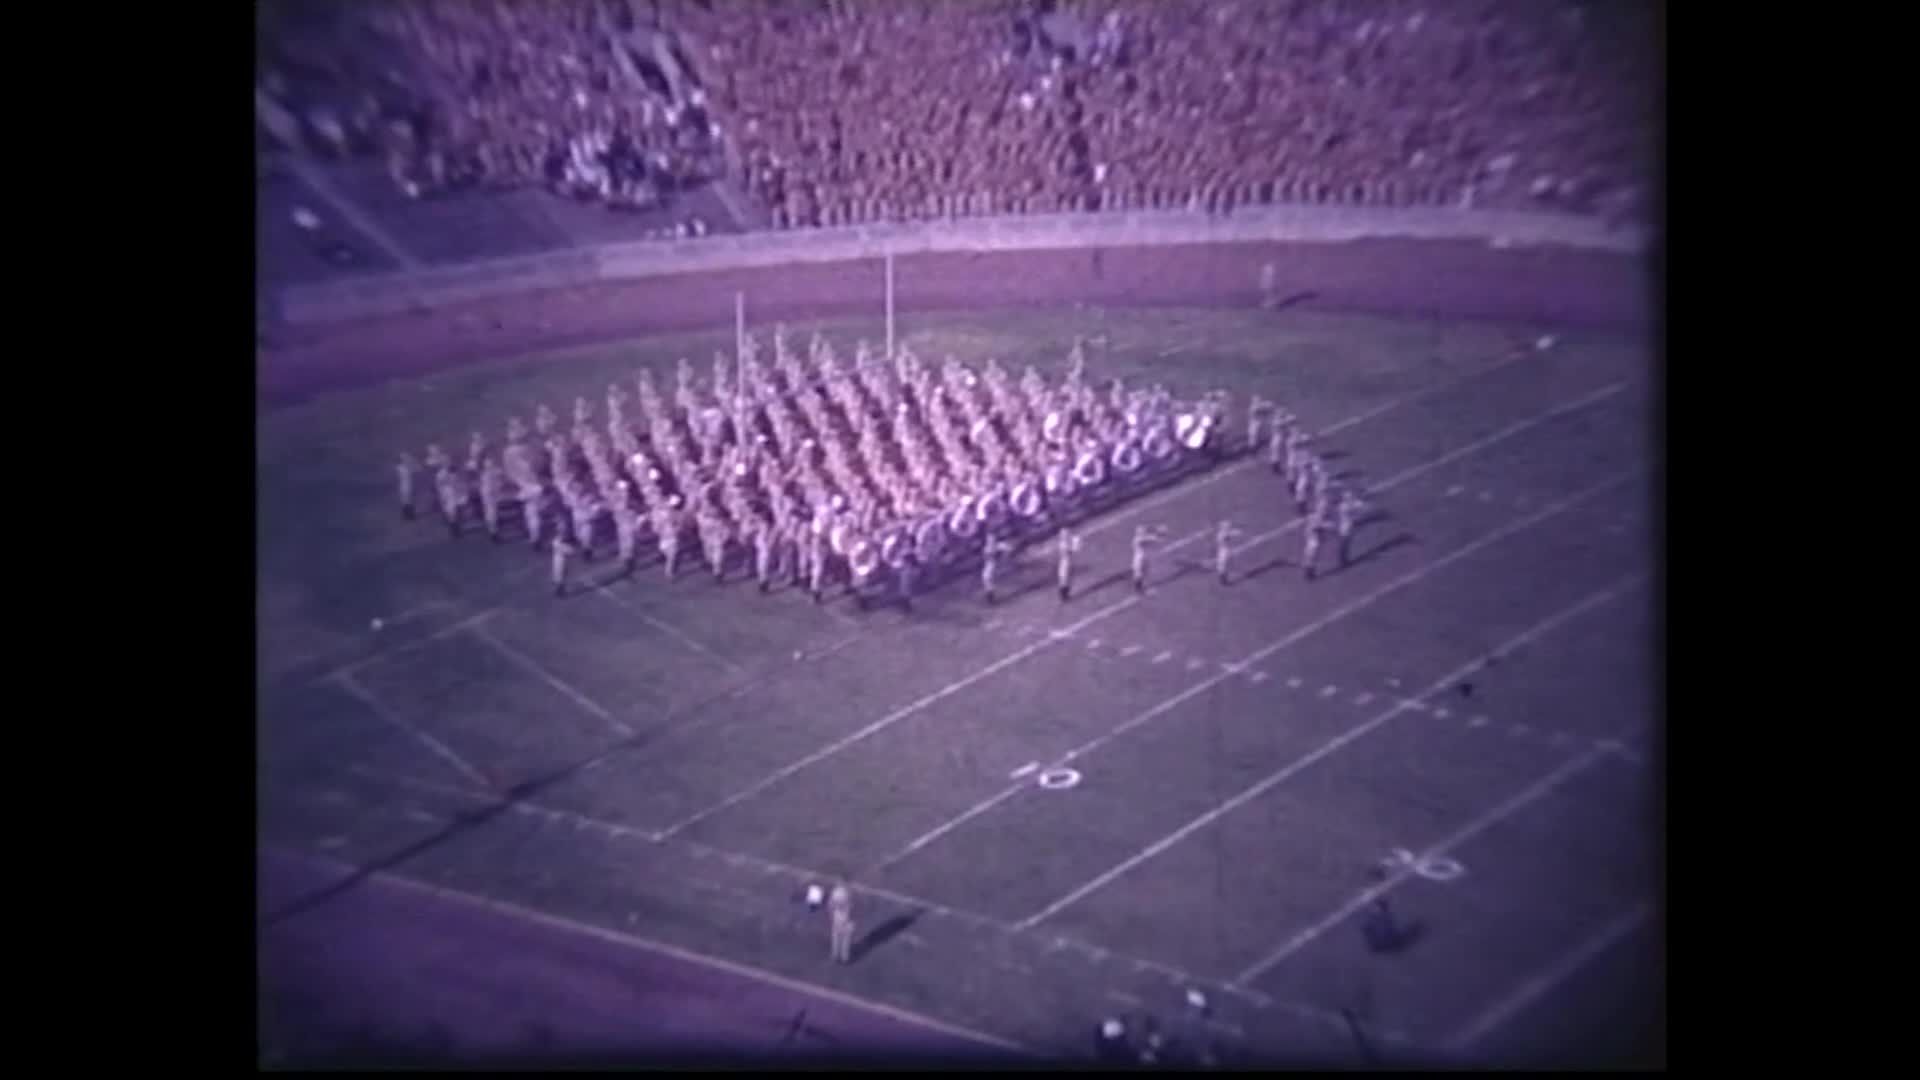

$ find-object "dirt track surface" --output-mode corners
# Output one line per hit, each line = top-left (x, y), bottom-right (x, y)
(258, 238), (1651, 411)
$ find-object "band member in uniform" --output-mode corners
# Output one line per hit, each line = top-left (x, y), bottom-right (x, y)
(807, 526), (828, 604)
(1247, 396), (1271, 452)
(478, 458), (504, 541)
(522, 485), (544, 548)
(897, 553), (917, 611)
(1131, 525), (1163, 593)
(1267, 425), (1287, 473)
(1056, 527), (1080, 602)
(1336, 487), (1366, 567)
(753, 520), (776, 593)
(1302, 498), (1330, 581)
(395, 452), (418, 519)
(982, 535), (1012, 605)
(1214, 519), (1244, 585)
(828, 880), (854, 965)
(550, 534), (575, 597)
(435, 467), (464, 537)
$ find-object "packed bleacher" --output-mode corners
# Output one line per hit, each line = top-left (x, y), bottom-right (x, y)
(257, 0), (1654, 230)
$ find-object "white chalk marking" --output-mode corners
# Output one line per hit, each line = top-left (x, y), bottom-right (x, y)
(335, 672), (493, 791)
(470, 623), (636, 738)
(1009, 762), (1040, 780)
(1119, 644), (1144, 658)
(658, 596), (1138, 838)
(594, 586), (747, 675)
(1187, 658), (1206, 671)
(1018, 570), (1643, 933)
(983, 618), (1001, 630)
(1352, 692), (1375, 706)
(1470, 715), (1491, 727)
(1401, 698), (1430, 713)
(1232, 742), (1618, 986)
(1287, 677), (1303, 689)
(273, 849), (1035, 1056)
(1087, 638), (1104, 650)
(1477, 490), (1494, 502)
(1249, 671), (1270, 683)
(1434, 707), (1452, 720)
(1152, 651), (1174, 664)
(1447, 485), (1466, 497)
(1107, 989), (1146, 1007)
(1445, 903), (1653, 1052)
(1510, 723), (1531, 736)
(1319, 685), (1339, 698)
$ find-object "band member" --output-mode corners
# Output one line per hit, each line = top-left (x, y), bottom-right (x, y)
(1056, 527), (1080, 602)
(807, 526), (828, 603)
(466, 430), (487, 472)
(478, 458), (504, 541)
(753, 521), (776, 593)
(1303, 498), (1330, 581)
(898, 553), (917, 611)
(1131, 525), (1163, 593)
(1267, 425), (1286, 473)
(1214, 519), (1244, 585)
(522, 486), (544, 548)
(434, 467), (464, 537)
(1336, 487), (1366, 566)
(550, 534), (575, 597)
(534, 403), (557, 438)
(982, 535), (1012, 604)
(828, 880), (854, 965)
(657, 505), (682, 580)
(1247, 396), (1271, 451)
(394, 452), (418, 519)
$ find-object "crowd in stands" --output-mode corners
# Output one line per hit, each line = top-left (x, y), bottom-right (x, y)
(258, 0), (725, 212)
(258, 0), (1654, 229)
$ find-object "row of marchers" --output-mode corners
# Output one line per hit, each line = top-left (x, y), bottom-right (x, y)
(402, 331), (1230, 590)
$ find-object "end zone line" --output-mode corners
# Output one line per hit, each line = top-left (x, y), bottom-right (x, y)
(1232, 739), (1623, 988)
(334, 672), (493, 792)
(895, 487), (1636, 876)
(1075, 346), (1549, 542)
(1012, 541), (1641, 935)
(261, 847), (1038, 1059)
(656, 594), (1140, 838)
(468, 622), (637, 738)
(1444, 902), (1654, 1053)
(592, 584), (749, 676)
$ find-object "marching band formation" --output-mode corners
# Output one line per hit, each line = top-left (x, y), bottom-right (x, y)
(391, 329), (1368, 605)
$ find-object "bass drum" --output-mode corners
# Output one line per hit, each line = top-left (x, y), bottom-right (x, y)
(1110, 439), (1144, 476)
(914, 515), (947, 562)
(1010, 481), (1045, 520)
(1044, 461), (1077, 500)
(949, 497), (981, 541)
(881, 528), (912, 569)
(976, 489), (1010, 532)
(1142, 425), (1176, 462)
(847, 538), (880, 580)
(1073, 449), (1107, 489)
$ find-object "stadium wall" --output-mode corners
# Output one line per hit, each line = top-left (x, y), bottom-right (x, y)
(276, 205), (1647, 327)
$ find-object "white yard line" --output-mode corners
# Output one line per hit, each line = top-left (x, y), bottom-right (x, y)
(657, 596), (1140, 837)
(892, 485), (1639, 875)
(1014, 561), (1644, 933)
(1231, 741), (1622, 987)
(1443, 902), (1654, 1053)
(592, 584), (749, 675)
(468, 622), (636, 738)
(334, 672), (493, 791)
